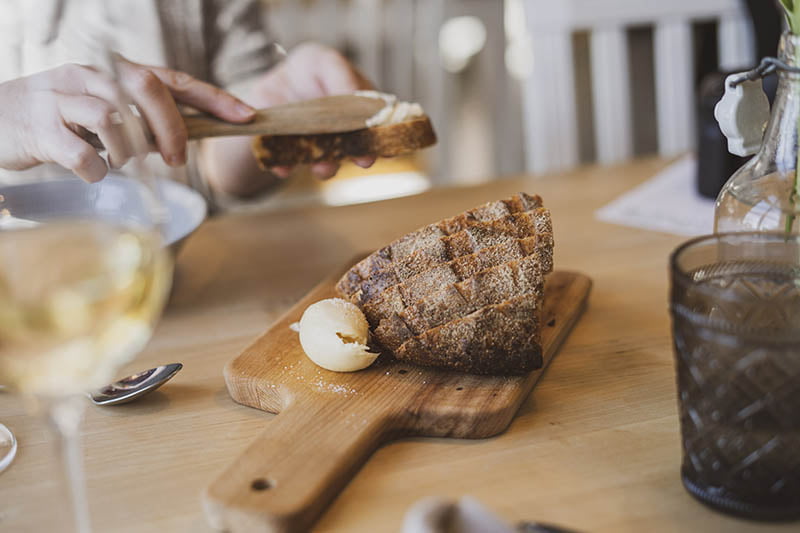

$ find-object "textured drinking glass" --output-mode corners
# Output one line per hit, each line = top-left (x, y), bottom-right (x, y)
(670, 233), (800, 520)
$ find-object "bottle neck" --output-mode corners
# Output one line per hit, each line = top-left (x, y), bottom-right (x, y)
(760, 75), (800, 171)
(758, 34), (800, 174)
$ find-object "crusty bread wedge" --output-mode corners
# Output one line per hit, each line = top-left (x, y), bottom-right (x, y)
(334, 192), (554, 376)
(252, 116), (437, 168)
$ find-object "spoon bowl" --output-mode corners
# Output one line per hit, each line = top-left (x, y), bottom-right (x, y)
(89, 363), (183, 406)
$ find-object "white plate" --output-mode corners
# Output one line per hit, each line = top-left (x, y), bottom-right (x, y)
(0, 174), (207, 250)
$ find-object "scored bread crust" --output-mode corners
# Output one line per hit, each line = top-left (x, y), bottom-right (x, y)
(349, 210), (553, 308)
(252, 116), (437, 168)
(394, 295), (544, 375)
(359, 233), (552, 327)
(337, 193), (547, 299)
(373, 253), (546, 352)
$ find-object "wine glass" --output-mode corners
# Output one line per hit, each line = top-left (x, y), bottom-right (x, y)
(0, 60), (173, 531)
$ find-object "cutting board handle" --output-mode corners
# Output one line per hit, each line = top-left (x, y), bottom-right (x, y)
(203, 398), (392, 532)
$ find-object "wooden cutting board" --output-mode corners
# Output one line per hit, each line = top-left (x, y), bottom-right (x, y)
(203, 268), (592, 532)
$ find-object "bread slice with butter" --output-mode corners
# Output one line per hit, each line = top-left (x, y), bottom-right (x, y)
(251, 91), (437, 168)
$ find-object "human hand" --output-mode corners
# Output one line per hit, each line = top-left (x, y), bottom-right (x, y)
(0, 58), (255, 182)
(251, 43), (377, 180)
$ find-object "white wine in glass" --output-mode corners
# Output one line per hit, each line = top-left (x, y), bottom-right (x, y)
(0, 221), (171, 397)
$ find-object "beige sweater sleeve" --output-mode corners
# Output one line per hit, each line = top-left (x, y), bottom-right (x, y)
(205, 0), (282, 100)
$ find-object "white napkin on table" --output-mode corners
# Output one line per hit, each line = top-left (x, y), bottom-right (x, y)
(595, 155), (716, 237)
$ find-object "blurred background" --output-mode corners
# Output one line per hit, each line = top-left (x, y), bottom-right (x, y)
(0, 0), (783, 210)
(254, 0), (779, 210)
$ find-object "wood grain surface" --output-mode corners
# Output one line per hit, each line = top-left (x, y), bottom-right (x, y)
(204, 269), (591, 532)
(184, 95), (386, 139)
(1, 158), (796, 533)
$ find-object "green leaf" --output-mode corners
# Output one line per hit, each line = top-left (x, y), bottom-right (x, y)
(781, 0), (800, 34)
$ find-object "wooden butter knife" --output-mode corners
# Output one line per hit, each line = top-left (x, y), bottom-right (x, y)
(183, 94), (386, 139)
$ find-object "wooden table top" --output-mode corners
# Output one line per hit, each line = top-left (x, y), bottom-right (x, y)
(1, 158), (795, 532)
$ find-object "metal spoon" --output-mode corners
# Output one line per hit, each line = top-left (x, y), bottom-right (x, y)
(0, 363), (182, 405)
(88, 363), (183, 406)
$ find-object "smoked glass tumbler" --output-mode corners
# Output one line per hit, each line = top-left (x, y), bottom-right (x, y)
(669, 232), (800, 521)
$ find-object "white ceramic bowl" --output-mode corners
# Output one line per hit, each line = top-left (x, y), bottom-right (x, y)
(0, 174), (207, 252)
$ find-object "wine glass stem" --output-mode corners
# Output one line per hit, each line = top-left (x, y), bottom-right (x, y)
(47, 396), (91, 533)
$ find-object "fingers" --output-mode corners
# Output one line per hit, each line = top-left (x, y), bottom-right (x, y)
(311, 162), (340, 180)
(269, 166), (292, 179)
(268, 164), (337, 180)
(48, 63), (176, 165)
(48, 129), (109, 183)
(38, 61), (254, 173)
(115, 62), (188, 166)
(146, 65), (255, 123)
(56, 94), (132, 169)
(270, 159), (372, 181)
(352, 156), (376, 169)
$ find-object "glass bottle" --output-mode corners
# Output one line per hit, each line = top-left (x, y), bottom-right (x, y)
(715, 33), (800, 235)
